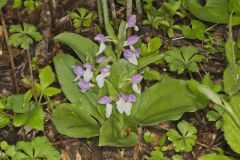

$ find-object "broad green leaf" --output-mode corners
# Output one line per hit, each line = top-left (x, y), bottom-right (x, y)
(5, 146), (16, 158)
(143, 67), (162, 81)
(223, 66), (240, 96)
(8, 94), (32, 113)
(43, 87), (61, 97)
(0, 0), (7, 9)
(13, 105), (44, 131)
(51, 103), (100, 138)
(187, 0), (229, 24)
(39, 65), (55, 90)
(148, 37), (162, 52)
(198, 153), (233, 160)
(54, 32), (98, 61)
(13, 0), (22, 8)
(138, 54), (164, 70)
(0, 115), (9, 128)
(99, 115), (138, 147)
(189, 80), (223, 106)
(133, 78), (207, 125)
(229, 0), (240, 14)
(108, 59), (136, 92)
(223, 94), (240, 154)
(12, 136), (60, 160)
(181, 20), (207, 40)
(53, 53), (102, 120)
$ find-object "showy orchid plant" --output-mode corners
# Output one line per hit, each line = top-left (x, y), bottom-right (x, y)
(52, 15), (207, 147)
(70, 15), (143, 118)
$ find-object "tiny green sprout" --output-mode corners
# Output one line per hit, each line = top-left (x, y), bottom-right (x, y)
(141, 37), (162, 56)
(207, 105), (224, 130)
(144, 130), (156, 143)
(150, 150), (170, 160)
(166, 120), (197, 152)
(69, 7), (97, 29)
(172, 154), (183, 160)
(22, 65), (61, 102)
(8, 22), (42, 50)
(164, 46), (204, 74)
(13, 0), (37, 12)
(0, 141), (9, 150)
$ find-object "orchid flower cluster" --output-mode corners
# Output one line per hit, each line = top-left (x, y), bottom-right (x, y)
(94, 15), (140, 65)
(73, 15), (143, 118)
(73, 56), (110, 92)
(98, 74), (143, 118)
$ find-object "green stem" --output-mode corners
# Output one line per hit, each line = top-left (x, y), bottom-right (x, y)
(26, 48), (38, 102)
(135, 0), (142, 15)
(97, 0), (104, 28)
(223, 100), (240, 130)
(101, 0), (109, 28)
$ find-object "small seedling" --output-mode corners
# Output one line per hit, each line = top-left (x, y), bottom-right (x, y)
(167, 120), (197, 152)
(164, 46), (204, 75)
(0, 137), (60, 160)
(69, 7), (97, 29)
(13, 0), (37, 12)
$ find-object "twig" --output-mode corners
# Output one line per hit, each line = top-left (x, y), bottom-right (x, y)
(0, 10), (19, 93)
(48, 0), (56, 29)
(172, 36), (185, 41)
(109, 0), (117, 30)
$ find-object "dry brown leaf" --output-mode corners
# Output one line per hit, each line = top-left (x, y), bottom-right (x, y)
(76, 151), (82, 160)
(61, 150), (70, 160)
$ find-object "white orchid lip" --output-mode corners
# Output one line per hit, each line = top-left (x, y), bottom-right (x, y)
(131, 74), (143, 94)
(116, 93), (137, 116)
(98, 96), (112, 118)
(123, 49), (138, 65)
(96, 66), (111, 88)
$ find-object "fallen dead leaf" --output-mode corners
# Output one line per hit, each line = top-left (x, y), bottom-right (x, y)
(61, 150), (70, 160)
(76, 151), (82, 160)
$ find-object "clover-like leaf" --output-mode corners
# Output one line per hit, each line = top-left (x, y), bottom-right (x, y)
(167, 120), (197, 152)
(206, 105), (224, 130)
(181, 20), (207, 40)
(164, 46), (204, 74)
(8, 23), (42, 50)
(69, 7), (95, 28)
(11, 136), (60, 160)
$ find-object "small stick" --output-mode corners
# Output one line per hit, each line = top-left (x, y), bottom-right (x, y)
(0, 10), (19, 92)
(109, 0), (117, 30)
